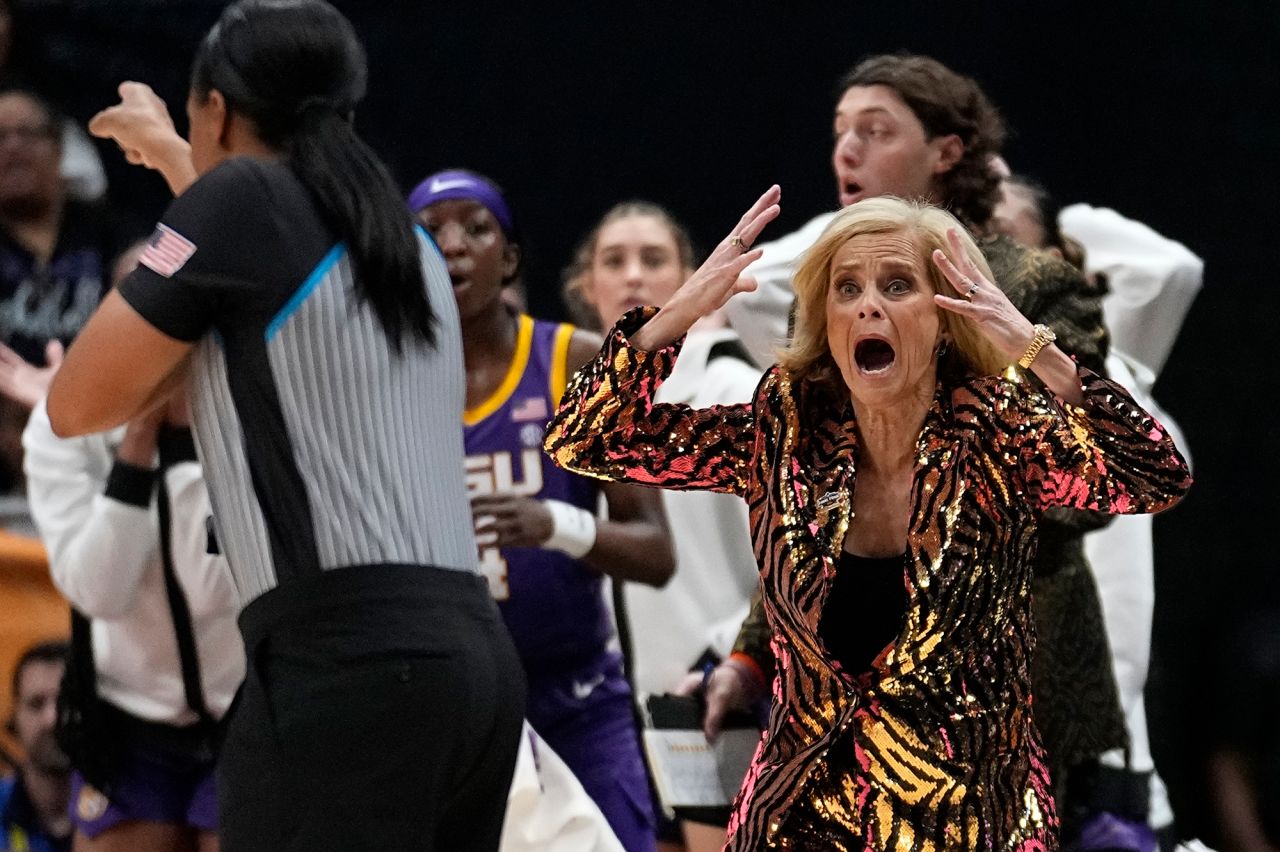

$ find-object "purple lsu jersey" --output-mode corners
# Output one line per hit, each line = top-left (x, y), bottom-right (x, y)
(463, 316), (611, 669)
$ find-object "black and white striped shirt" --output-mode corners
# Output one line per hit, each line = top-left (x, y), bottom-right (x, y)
(119, 157), (477, 608)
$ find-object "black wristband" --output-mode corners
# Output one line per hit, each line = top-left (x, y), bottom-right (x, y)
(157, 427), (197, 468)
(104, 460), (158, 507)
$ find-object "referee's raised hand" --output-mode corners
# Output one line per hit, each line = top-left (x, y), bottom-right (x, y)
(90, 82), (197, 195)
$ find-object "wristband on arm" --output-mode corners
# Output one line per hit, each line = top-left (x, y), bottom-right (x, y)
(725, 652), (768, 697)
(540, 498), (597, 559)
(104, 459), (158, 507)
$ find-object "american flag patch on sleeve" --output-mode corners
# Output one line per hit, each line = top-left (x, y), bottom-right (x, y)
(139, 224), (197, 278)
(511, 396), (548, 422)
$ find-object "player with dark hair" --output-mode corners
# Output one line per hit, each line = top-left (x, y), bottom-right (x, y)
(411, 169), (671, 851)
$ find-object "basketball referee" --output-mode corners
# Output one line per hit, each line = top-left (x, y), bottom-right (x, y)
(47, 2), (524, 850)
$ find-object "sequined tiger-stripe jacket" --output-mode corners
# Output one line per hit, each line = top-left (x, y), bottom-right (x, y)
(544, 308), (1191, 851)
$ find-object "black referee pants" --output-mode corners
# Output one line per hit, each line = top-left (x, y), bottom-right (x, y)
(218, 564), (525, 852)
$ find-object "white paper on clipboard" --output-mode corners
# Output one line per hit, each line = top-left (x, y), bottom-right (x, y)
(640, 727), (759, 809)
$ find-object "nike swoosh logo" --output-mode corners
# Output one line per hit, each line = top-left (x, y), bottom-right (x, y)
(429, 178), (473, 193)
(571, 673), (606, 701)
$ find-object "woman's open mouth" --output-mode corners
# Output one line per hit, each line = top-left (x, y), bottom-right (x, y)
(854, 338), (896, 374)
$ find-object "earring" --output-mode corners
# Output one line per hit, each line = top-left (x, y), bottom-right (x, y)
(935, 338), (951, 358)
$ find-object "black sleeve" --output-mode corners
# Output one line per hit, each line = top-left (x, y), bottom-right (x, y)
(116, 158), (281, 342)
(104, 459), (157, 507)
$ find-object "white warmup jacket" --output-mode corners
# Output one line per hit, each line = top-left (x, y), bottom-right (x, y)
(1063, 203), (1203, 830)
(623, 327), (762, 698)
(23, 400), (244, 725)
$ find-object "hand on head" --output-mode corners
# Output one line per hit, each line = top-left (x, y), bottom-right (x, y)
(684, 185), (781, 316)
(630, 185), (781, 351)
(932, 227), (1037, 361)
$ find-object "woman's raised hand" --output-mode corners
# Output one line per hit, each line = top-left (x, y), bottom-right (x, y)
(630, 185), (780, 351)
(931, 227), (1038, 362)
(932, 227), (1086, 404)
(677, 184), (781, 317)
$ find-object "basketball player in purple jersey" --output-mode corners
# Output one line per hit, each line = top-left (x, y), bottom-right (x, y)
(410, 171), (673, 852)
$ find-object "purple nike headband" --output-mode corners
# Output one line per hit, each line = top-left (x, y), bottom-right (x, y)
(406, 169), (515, 239)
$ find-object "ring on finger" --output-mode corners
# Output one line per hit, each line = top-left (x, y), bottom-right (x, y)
(963, 280), (980, 300)
(729, 235), (747, 252)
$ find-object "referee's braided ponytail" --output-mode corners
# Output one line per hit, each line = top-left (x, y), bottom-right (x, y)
(191, 0), (434, 351)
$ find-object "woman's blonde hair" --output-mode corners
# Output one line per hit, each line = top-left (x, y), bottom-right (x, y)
(562, 201), (696, 331)
(777, 196), (1008, 385)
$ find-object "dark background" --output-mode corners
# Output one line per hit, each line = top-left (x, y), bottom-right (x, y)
(14, 1), (1278, 840)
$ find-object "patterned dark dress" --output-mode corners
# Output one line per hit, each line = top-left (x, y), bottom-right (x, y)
(544, 307), (1190, 851)
(738, 236), (1131, 789)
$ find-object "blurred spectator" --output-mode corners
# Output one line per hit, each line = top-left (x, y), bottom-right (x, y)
(1209, 608), (1280, 852)
(1057, 195), (1203, 847)
(23, 241), (242, 851)
(562, 201), (760, 699)
(992, 168), (1204, 850)
(0, 86), (122, 493)
(1, 640), (71, 852)
(563, 200), (762, 851)
(0, 0), (107, 202)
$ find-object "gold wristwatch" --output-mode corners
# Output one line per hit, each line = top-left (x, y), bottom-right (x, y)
(1017, 324), (1056, 370)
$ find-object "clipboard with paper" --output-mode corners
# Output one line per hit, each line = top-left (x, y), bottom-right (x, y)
(640, 692), (761, 824)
